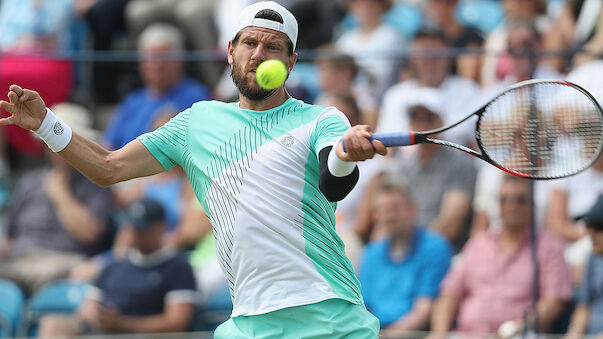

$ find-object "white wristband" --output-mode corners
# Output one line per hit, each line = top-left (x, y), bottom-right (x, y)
(32, 108), (73, 152)
(327, 138), (356, 177)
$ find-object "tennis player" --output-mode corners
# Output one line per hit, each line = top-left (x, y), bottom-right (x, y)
(0, 1), (385, 337)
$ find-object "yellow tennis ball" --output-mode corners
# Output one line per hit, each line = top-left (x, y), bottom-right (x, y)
(256, 59), (287, 90)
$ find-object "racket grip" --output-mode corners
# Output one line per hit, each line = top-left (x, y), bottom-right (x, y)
(369, 132), (416, 147)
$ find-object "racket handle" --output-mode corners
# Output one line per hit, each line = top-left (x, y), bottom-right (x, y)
(369, 132), (416, 147)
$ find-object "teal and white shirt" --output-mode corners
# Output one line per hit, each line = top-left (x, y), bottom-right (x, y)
(138, 97), (363, 316)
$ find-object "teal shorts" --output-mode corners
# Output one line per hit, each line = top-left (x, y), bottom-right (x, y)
(214, 298), (380, 338)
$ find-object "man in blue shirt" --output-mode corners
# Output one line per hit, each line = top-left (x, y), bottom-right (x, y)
(567, 195), (603, 336)
(103, 23), (211, 150)
(358, 176), (453, 331)
(38, 198), (198, 336)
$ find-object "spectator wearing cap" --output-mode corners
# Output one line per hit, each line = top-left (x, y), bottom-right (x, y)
(39, 198), (198, 337)
(430, 175), (572, 336)
(102, 23), (211, 150)
(356, 92), (477, 250)
(358, 177), (452, 331)
(566, 195), (603, 336)
(0, 103), (114, 295)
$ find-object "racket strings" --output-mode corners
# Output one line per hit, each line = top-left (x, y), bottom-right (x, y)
(479, 82), (603, 179)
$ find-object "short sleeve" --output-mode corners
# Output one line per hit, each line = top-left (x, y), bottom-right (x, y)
(137, 109), (191, 171)
(311, 107), (351, 155)
(164, 255), (198, 304)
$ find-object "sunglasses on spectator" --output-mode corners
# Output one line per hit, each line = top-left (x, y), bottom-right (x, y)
(499, 194), (529, 205)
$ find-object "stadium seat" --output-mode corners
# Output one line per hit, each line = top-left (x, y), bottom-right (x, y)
(0, 279), (25, 338)
(384, 2), (423, 40)
(456, 0), (504, 34)
(18, 280), (88, 337)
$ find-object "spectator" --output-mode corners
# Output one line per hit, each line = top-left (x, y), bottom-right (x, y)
(314, 49), (379, 128)
(74, 0), (131, 103)
(480, 0), (558, 87)
(125, 0), (222, 89)
(361, 93), (476, 250)
(566, 195), (603, 336)
(0, 0), (76, 171)
(39, 198), (198, 336)
(102, 23), (211, 150)
(431, 175), (572, 336)
(377, 28), (480, 147)
(0, 103), (114, 295)
(358, 176), (452, 331)
(335, 0), (404, 101)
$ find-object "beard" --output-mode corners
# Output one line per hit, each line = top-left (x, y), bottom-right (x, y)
(231, 61), (275, 101)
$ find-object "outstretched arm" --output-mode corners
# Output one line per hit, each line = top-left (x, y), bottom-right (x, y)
(0, 85), (164, 186)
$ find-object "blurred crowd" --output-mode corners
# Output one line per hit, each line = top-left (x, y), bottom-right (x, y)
(0, 0), (603, 337)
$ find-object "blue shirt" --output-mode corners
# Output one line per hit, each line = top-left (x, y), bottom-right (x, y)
(103, 78), (210, 150)
(358, 228), (453, 328)
(577, 254), (603, 334)
(94, 250), (197, 316)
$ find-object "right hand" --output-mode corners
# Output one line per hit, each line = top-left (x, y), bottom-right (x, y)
(0, 84), (47, 130)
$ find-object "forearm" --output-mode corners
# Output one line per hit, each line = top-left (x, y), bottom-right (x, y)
(567, 304), (589, 335)
(431, 191), (472, 241)
(318, 146), (359, 202)
(52, 190), (104, 244)
(388, 299), (432, 332)
(430, 294), (459, 333)
(117, 309), (192, 333)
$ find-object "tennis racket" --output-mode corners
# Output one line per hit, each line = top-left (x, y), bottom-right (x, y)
(366, 79), (603, 180)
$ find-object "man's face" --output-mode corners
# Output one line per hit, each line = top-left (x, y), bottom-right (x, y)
(410, 37), (451, 87)
(131, 222), (164, 254)
(228, 27), (297, 101)
(373, 190), (416, 238)
(499, 179), (531, 230)
(139, 44), (183, 95)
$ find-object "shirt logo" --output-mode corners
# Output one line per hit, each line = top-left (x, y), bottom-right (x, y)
(53, 122), (64, 135)
(281, 135), (294, 148)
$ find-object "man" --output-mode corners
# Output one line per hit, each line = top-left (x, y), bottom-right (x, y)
(0, 1), (385, 337)
(377, 28), (480, 147)
(359, 177), (452, 331)
(357, 93), (476, 250)
(38, 198), (198, 336)
(565, 195), (603, 336)
(0, 103), (114, 295)
(430, 175), (572, 336)
(102, 22), (211, 150)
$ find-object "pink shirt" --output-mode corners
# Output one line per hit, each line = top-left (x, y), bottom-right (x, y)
(441, 230), (572, 333)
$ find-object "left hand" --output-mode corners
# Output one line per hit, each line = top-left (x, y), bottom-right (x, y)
(98, 305), (123, 333)
(335, 125), (387, 161)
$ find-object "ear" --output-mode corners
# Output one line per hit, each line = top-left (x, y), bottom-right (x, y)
(287, 52), (298, 73)
(227, 40), (235, 65)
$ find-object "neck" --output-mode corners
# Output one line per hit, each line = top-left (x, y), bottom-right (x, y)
(499, 226), (528, 251)
(239, 88), (290, 110)
(361, 19), (381, 33)
(390, 230), (413, 259)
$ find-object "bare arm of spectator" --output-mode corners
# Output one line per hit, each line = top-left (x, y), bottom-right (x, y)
(97, 302), (195, 333)
(547, 188), (588, 242)
(430, 292), (459, 334)
(0, 85), (164, 187)
(44, 166), (105, 244)
(536, 297), (567, 332)
(566, 304), (589, 338)
(430, 191), (472, 242)
(386, 298), (433, 332)
(167, 196), (212, 249)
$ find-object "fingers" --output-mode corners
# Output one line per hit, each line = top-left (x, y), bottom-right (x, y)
(0, 100), (15, 114)
(342, 125), (385, 161)
(372, 140), (388, 156)
(0, 116), (14, 127)
(19, 89), (38, 102)
(7, 91), (19, 104)
(9, 84), (23, 97)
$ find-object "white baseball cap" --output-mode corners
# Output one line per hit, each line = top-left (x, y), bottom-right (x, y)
(234, 1), (299, 51)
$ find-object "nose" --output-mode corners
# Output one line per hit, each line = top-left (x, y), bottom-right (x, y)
(250, 44), (267, 64)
